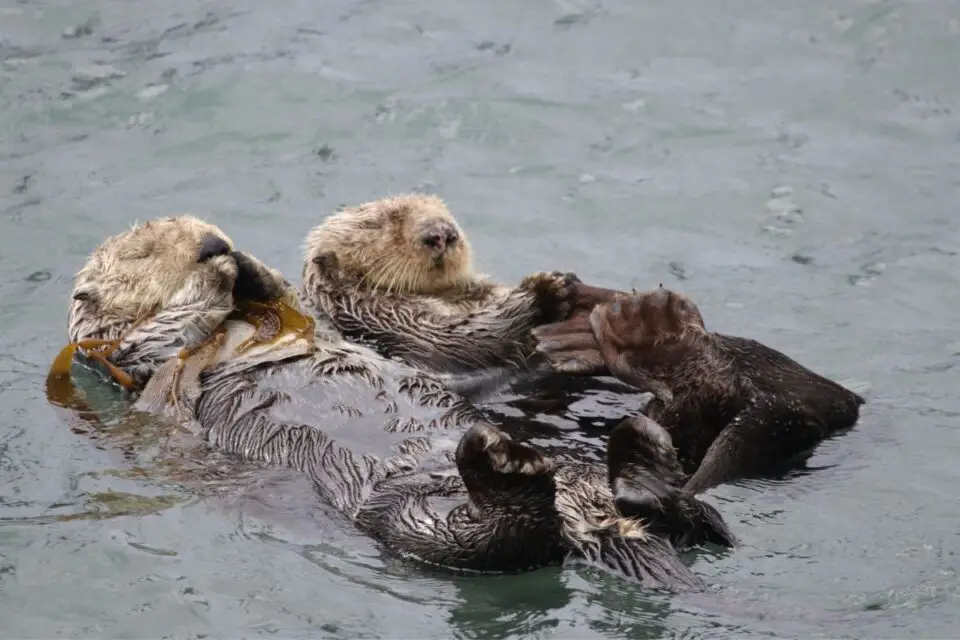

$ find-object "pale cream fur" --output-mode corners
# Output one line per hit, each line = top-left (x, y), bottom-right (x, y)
(304, 194), (482, 298)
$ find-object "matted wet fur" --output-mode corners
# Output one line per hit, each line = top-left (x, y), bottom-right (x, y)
(535, 286), (865, 493)
(53, 217), (736, 589)
(301, 194), (617, 376)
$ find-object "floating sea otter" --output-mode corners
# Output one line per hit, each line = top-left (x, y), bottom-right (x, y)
(47, 217), (736, 589)
(534, 287), (866, 493)
(300, 194), (619, 377)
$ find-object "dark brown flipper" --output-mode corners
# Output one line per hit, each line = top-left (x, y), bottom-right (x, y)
(607, 416), (737, 550)
(455, 423), (556, 509)
(532, 312), (607, 376)
(588, 303), (676, 400)
(683, 391), (829, 495)
(531, 280), (625, 376)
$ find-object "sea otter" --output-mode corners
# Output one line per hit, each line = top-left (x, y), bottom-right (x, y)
(300, 194), (620, 377)
(49, 216), (736, 589)
(534, 286), (866, 494)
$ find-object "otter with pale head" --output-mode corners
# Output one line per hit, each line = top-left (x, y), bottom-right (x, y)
(535, 286), (866, 493)
(49, 217), (737, 589)
(301, 194), (617, 376)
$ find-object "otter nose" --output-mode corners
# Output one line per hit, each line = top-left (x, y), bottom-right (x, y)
(644, 286), (672, 311)
(197, 234), (231, 263)
(421, 224), (459, 252)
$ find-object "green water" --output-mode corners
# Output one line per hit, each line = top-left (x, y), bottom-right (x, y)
(2, 0), (959, 637)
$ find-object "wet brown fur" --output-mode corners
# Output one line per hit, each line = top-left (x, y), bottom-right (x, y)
(535, 287), (865, 493)
(57, 220), (736, 589)
(300, 194), (586, 376)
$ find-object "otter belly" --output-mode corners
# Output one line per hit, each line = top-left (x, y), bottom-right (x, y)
(198, 354), (481, 468)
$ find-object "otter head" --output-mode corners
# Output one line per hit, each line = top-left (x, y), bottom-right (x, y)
(305, 194), (474, 295)
(68, 215), (296, 348)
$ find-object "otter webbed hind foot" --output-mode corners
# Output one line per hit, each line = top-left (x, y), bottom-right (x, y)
(532, 313), (608, 376)
(356, 423), (565, 575)
(608, 416), (738, 550)
(455, 423), (557, 510)
(607, 416), (684, 520)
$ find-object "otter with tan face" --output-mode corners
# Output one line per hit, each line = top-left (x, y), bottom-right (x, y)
(50, 217), (736, 589)
(534, 286), (866, 494)
(300, 194), (617, 377)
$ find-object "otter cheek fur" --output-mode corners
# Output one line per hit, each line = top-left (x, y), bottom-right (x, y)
(55, 217), (736, 589)
(300, 193), (584, 375)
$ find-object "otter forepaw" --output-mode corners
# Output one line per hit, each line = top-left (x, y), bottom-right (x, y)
(519, 270), (580, 324)
(457, 423), (555, 477)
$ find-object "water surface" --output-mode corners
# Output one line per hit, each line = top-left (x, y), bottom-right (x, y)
(2, 0), (959, 637)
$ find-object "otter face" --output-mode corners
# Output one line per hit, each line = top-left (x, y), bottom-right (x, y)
(305, 194), (474, 295)
(590, 286), (706, 351)
(69, 217), (236, 339)
(68, 216), (293, 344)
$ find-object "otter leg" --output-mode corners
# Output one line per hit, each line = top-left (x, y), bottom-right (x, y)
(446, 423), (565, 572)
(683, 392), (829, 494)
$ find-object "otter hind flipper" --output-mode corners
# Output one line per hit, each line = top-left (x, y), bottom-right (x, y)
(455, 423), (556, 509)
(533, 313), (608, 376)
(607, 416), (738, 550)
(684, 391), (830, 495)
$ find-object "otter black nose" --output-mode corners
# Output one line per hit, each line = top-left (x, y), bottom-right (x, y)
(421, 225), (459, 251)
(197, 234), (231, 263)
